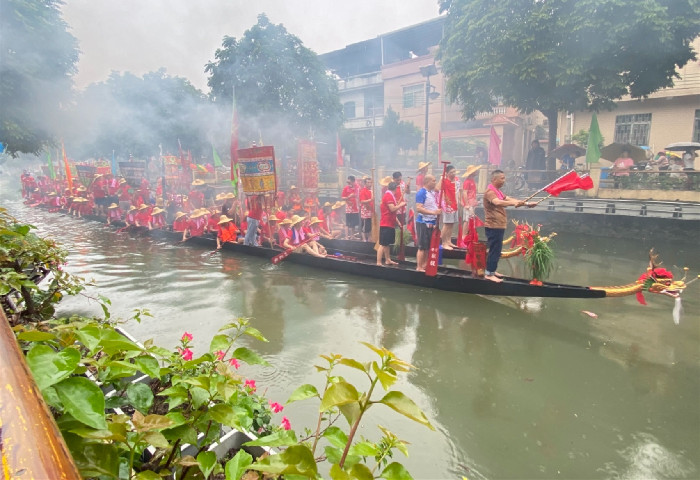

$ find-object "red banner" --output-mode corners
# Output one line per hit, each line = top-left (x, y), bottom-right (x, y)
(298, 140), (319, 193)
(238, 146), (276, 196)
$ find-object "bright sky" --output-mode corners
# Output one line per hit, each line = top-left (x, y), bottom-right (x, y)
(62, 0), (442, 91)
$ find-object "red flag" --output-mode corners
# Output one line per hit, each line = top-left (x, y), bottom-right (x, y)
(543, 171), (594, 196)
(488, 126), (501, 166)
(230, 87), (239, 180)
(336, 133), (343, 167)
(407, 209), (417, 244)
(62, 141), (73, 191)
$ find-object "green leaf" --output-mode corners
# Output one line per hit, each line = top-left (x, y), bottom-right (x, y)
(330, 463), (350, 480)
(231, 346), (270, 366)
(351, 463), (375, 480)
(209, 334), (230, 353)
(243, 326), (268, 342)
(209, 404), (239, 428)
(373, 361), (397, 390)
(190, 386), (210, 409)
(360, 341), (386, 358)
(76, 325), (102, 352)
(127, 382), (154, 414)
(339, 402), (361, 426)
(225, 450), (253, 480)
(143, 431), (170, 448)
(325, 445), (342, 465)
(287, 383), (319, 403)
(65, 438), (120, 478)
(380, 462), (413, 480)
(162, 424), (198, 446)
(378, 391), (434, 430)
(198, 451), (217, 478)
(323, 426), (348, 449)
(99, 329), (142, 355)
(244, 429), (297, 447)
(54, 377), (107, 430)
(319, 381), (360, 412)
(248, 445), (317, 477)
(349, 441), (380, 457)
(26, 344), (80, 391)
(134, 355), (160, 378)
(339, 357), (369, 373)
(17, 330), (56, 342)
(135, 471), (162, 480)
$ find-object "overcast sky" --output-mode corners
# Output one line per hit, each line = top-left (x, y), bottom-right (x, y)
(61, 0), (442, 92)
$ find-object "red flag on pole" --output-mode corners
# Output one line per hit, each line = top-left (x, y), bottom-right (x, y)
(543, 171), (594, 196)
(336, 133), (343, 166)
(488, 126), (501, 166)
(62, 141), (73, 191)
(230, 86), (239, 181)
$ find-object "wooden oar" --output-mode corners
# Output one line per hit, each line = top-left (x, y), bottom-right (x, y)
(426, 161), (450, 277)
(397, 219), (406, 262)
(271, 236), (317, 265)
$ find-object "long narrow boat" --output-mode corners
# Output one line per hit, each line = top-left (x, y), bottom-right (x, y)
(45, 210), (609, 299)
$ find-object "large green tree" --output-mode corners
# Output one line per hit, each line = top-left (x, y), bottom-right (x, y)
(439, 0), (700, 151)
(205, 14), (343, 149)
(0, 0), (78, 156)
(376, 108), (423, 161)
(65, 69), (217, 160)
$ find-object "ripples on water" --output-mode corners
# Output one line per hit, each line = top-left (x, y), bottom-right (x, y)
(3, 191), (699, 479)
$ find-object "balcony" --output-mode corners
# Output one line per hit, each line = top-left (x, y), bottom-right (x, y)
(338, 72), (383, 91)
(344, 115), (385, 130)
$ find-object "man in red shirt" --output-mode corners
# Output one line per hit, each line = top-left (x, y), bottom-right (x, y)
(438, 165), (459, 250)
(341, 175), (360, 238)
(189, 180), (206, 209)
(359, 177), (373, 241)
(377, 181), (406, 266)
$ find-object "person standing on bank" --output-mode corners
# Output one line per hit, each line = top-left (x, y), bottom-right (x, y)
(377, 181), (406, 266)
(483, 170), (535, 283)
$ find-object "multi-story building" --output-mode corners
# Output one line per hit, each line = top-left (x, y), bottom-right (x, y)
(320, 18), (542, 167)
(557, 37), (700, 158)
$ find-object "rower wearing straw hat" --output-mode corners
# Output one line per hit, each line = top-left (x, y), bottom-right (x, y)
(289, 215), (326, 257)
(216, 215), (239, 249)
(106, 203), (122, 225)
(150, 207), (167, 230)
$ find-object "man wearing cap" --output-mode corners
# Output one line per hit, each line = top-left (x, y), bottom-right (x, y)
(341, 175), (360, 238)
(414, 174), (441, 272)
(437, 165), (459, 250)
(359, 177), (374, 241)
(378, 181), (406, 266)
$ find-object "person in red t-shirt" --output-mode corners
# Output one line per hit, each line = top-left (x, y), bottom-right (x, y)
(377, 181), (406, 266)
(358, 177), (374, 241)
(245, 195), (263, 246)
(188, 180), (206, 209)
(135, 204), (152, 228)
(341, 175), (360, 238)
(437, 165), (459, 250)
(150, 207), (167, 230)
(172, 212), (189, 232)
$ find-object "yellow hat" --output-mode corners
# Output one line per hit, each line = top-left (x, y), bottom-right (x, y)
(107, 203), (119, 209)
(309, 216), (322, 225)
(174, 211), (187, 220)
(218, 215), (232, 225)
(191, 179), (205, 186)
(128, 205), (137, 211)
(290, 214), (304, 226)
(151, 207), (165, 215)
(225, 192), (236, 199)
(331, 201), (346, 210)
(138, 203), (149, 210)
(417, 161), (431, 171)
(462, 165), (482, 178)
(279, 218), (293, 226)
(323, 201), (332, 208)
(290, 185), (297, 190)
(379, 176), (392, 187)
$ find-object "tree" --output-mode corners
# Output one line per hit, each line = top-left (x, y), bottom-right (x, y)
(571, 129), (604, 149)
(205, 14), (343, 149)
(376, 108), (422, 161)
(438, 0), (700, 152)
(65, 70), (218, 160)
(0, 0), (78, 156)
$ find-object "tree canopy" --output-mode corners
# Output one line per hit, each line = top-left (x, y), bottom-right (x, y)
(0, 0), (79, 156)
(205, 14), (343, 147)
(439, 0), (700, 151)
(64, 69), (217, 160)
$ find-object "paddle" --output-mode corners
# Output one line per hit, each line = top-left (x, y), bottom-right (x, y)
(457, 201), (464, 248)
(397, 219), (405, 261)
(271, 235), (317, 265)
(425, 161), (450, 277)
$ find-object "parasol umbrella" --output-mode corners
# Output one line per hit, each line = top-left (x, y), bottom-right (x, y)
(546, 143), (586, 159)
(664, 141), (700, 152)
(599, 143), (647, 163)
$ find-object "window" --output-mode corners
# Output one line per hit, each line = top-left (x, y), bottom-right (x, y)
(693, 109), (700, 143)
(614, 113), (652, 146)
(364, 93), (383, 118)
(402, 84), (424, 109)
(343, 101), (356, 119)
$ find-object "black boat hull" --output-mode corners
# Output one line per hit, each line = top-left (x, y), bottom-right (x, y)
(47, 211), (606, 299)
(319, 238), (469, 260)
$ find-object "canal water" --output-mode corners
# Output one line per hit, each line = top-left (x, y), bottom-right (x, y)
(3, 189), (699, 479)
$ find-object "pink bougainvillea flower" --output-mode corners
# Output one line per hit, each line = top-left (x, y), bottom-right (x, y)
(181, 332), (193, 342)
(180, 347), (193, 361)
(269, 401), (284, 413)
(215, 350), (226, 361)
(245, 379), (257, 392)
(228, 358), (240, 369)
(281, 416), (291, 430)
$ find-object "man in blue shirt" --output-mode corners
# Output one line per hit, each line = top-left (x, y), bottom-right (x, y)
(414, 175), (441, 272)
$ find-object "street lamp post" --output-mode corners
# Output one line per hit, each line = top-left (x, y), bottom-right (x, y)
(419, 64), (439, 164)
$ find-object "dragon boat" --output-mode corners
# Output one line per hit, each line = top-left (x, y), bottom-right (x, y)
(34, 208), (692, 302)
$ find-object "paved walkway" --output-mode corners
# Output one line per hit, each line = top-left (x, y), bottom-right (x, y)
(523, 196), (700, 220)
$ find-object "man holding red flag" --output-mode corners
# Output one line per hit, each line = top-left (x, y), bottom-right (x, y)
(483, 170), (536, 283)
